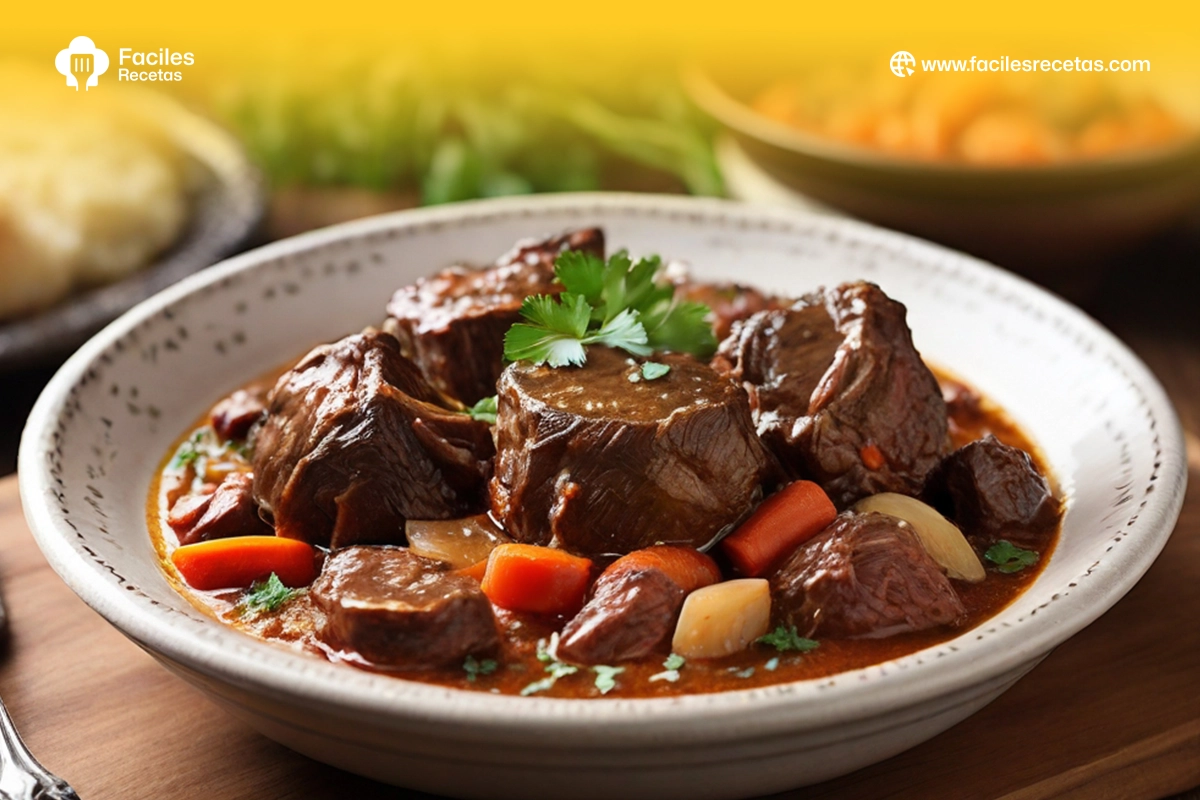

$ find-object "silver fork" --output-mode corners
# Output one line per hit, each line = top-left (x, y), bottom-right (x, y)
(0, 595), (80, 800)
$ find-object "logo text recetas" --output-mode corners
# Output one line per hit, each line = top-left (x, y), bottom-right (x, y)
(117, 48), (194, 83)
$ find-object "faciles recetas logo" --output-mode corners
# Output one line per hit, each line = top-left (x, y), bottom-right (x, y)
(55, 36), (111, 90)
(890, 50), (917, 78)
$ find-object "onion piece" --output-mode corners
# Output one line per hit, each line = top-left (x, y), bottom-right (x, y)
(405, 515), (511, 569)
(852, 493), (985, 583)
(671, 579), (771, 659)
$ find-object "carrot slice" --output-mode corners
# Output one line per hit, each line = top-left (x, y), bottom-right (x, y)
(172, 536), (318, 591)
(860, 444), (886, 471)
(481, 544), (593, 616)
(605, 545), (721, 593)
(720, 480), (838, 577)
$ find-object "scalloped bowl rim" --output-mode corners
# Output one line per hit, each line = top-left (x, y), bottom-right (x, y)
(18, 193), (1187, 749)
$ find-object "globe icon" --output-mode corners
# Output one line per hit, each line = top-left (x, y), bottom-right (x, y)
(890, 51), (916, 78)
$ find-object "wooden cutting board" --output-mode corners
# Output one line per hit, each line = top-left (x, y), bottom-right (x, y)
(1, 334), (1197, 799)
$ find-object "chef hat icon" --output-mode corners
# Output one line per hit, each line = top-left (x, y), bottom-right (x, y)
(55, 36), (110, 90)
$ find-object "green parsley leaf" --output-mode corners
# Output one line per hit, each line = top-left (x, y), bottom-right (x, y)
(583, 308), (650, 355)
(642, 299), (717, 358)
(554, 250), (606, 304)
(464, 396), (498, 425)
(463, 655), (498, 682)
(757, 626), (820, 653)
(984, 540), (1039, 573)
(641, 362), (670, 381)
(503, 251), (715, 368)
(240, 573), (298, 615)
(663, 653), (685, 671)
(592, 665), (625, 695)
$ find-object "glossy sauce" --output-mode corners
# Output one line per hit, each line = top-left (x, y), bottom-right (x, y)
(148, 366), (1060, 699)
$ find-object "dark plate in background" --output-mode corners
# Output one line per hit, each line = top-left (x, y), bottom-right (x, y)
(0, 93), (264, 371)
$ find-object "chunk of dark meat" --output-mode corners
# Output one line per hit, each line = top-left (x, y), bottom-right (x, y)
(167, 472), (271, 545)
(923, 435), (1059, 545)
(252, 331), (494, 549)
(490, 347), (769, 557)
(384, 228), (604, 404)
(674, 279), (786, 341)
(311, 547), (498, 670)
(771, 511), (965, 638)
(715, 282), (951, 508)
(557, 569), (686, 665)
(210, 388), (266, 441)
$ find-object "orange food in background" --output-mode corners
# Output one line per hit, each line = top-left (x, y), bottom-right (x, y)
(753, 71), (1192, 165)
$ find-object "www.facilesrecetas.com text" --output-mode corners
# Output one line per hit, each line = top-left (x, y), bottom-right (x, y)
(922, 57), (1150, 73)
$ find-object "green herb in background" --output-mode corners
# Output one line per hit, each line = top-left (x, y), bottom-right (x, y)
(214, 62), (723, 204)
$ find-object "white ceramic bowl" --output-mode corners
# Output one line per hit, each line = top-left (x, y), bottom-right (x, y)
(19, 194), (1187, 799)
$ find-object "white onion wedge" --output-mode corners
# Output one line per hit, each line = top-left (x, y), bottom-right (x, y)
(671, 579), (771, 659)
(406, 515), (511, 569)
(853, 493), (985, 583)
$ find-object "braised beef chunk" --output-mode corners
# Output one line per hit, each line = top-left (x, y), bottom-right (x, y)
(557, 568), (686, 665)
(252, 331), (494, 549)
(674, 279), (786, 341)
(771, 511), (964, 638)
(311, 547), (498, 670)
(715, 282), (951, 508)
(490, 347), (769, 557)
(210, 389), (266, 441)
(385, 228), (605, 403)
(167, 472), (271, 545)
(923, 435), (1059, 545)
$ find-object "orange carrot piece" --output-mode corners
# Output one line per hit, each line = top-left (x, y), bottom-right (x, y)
(481, 544), (593, 616)
(720, 480), (838, 577)
(171, 536), (318, 591)
(605, 545), (721, 593)
(860, 444), (886, 471)
(455, 559), (490, 583)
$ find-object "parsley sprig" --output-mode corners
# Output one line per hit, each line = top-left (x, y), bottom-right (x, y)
(503, 251), (716, 368)
(463, 655), (499, 682)
(239, 573), (299, 616)
(984, 540), (1039, 573)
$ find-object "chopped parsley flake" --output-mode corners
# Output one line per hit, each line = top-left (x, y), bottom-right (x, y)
(649, 653), (686, 683)
(464, 396), (498, 425)
(592, 665), (625, 695)
(641, 362), (671, 381)
(521, 634), (580, 696)
(757, 626), (820, 653)
(171, 430), (206, 469)
(764, 657), (780, 672)
(502, 251), (716, 368)
(240, 573), (298, 616)
(984, 540), (1040, 573)
(463, 655), (498, 682)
